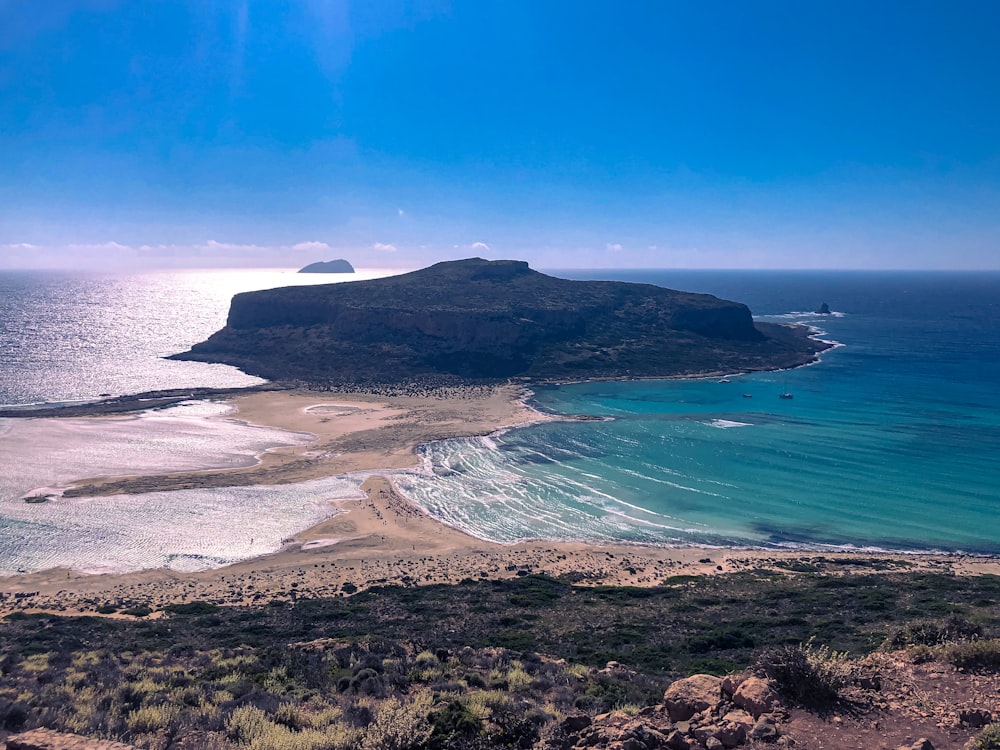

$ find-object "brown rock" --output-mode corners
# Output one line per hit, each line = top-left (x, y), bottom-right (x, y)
(664, 730), (691, 750)
(960, 707), (993, 728)
(720, 674), (747, 697)
(626, 725), (668, 748)
(705, 738), (725, 750)
(561, 713), (593, 733)
(732, 676), (779, 718)
(7, 728), (136, 750)
(663, 674), (722, 722)
(714, 721), (748, 748)
(749, 715), (779, 742)
(721, 709), (753, 729)
(693, 724), (721, 744)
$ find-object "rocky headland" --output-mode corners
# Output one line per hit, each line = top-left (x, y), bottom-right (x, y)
(172, 258), (830, 385)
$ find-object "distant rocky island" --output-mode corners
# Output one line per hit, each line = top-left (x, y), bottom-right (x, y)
(298, 259), (355, 273)
(173, 258), (830, 385)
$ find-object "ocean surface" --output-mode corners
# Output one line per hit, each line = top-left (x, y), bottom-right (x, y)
(0, 268), (392, 573)
(1, 268), (998, 573)
(0, 268), (399, 406)
(393, 271), (1000, 555)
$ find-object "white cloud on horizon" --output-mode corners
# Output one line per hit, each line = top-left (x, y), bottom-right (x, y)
(470, 241), (490, 251)
(291, 240), (332, 252)
(606, 242), (624, 252)
(372, 242), (397, 252)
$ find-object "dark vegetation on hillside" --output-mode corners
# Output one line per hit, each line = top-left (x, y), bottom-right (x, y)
(2, 572), (999, 748)
(173, 259), (828, 385)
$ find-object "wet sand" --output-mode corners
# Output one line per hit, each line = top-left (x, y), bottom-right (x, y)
(2, 386), (998, 617)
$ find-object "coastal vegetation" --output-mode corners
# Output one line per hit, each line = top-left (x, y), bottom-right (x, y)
(3, 571), (999, 748)
(173, 259), (829, 385)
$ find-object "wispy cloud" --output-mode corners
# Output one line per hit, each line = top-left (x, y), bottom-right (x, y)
(606, 242), (623, 252)
(397, 208), (405, 217)
(291, 240), (332, 251)
(372, 242), (397, 252)
(470, 241), (490, 251)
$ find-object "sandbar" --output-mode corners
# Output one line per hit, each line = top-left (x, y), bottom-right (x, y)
(2, 385), (998, 617)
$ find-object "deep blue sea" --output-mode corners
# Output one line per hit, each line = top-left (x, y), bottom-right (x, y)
(393, 270), (1000, 555)
(1, 268), (998, 571)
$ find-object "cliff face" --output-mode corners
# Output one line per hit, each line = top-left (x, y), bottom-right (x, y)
(173, 259), (828, 383)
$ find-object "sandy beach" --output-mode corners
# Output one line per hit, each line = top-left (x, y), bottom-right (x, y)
(2, 385), (998, 617)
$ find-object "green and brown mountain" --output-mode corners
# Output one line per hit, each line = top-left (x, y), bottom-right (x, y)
(172, 258), (829, 384)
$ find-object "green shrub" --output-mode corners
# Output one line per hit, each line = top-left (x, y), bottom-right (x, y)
(126, 704), (180, 734)
(428, 699), (483, 748)
(886, 615), (983, 648)
(359, 692), (433, 750)
(163, 601), (220, 615)
(121, 605), (153, 618)
(754, 639), (849, 709)
(966, 723), (1000, 750)
(228, 705), (270, 744)
(942, 639), (1000, 674)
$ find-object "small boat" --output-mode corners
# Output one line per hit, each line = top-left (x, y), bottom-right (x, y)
(718, 378), (731, 383)
(742, 393), (753, 398)
(779, 392), (794, 400)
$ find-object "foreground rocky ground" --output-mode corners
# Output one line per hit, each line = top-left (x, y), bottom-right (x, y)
(2, 572), (999, 749)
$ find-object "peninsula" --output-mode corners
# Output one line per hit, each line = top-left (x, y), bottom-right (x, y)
(174, 258), (829, 384)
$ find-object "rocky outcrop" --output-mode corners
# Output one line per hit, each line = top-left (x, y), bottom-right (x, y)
(174, 258), (831, 385)
(731, 676), (779, 718)
(6, 728), (135, 749)
(298, 259), (354, 273)
(546, 671), (788, 750)
(664, 674), (722, 722)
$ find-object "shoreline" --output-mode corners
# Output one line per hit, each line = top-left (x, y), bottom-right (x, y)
(2, 383), (1000, 617)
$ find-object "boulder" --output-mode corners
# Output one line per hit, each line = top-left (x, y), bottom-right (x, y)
(749, 715), (779, 742)
(663, 674), (722, 722)
(720, 674), (747, 697)
(560, 712), (592, 733)
(693, 721), (746, 749)
(960, 707), (993, 727)
(732, 676), (779, 718)
(7, 728), (136, 749)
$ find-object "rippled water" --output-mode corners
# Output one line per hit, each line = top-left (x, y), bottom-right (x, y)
(393, 271), (1000, 554)
(2, 269), (998, 572)
(0, 268), (397, 573)
(0, 400), (368, 574)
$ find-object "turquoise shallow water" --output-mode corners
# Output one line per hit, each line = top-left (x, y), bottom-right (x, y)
(393, 271), (1000, 553)
(0, 269), (997, 571)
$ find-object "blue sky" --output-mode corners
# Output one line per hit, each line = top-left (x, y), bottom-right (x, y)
(1, 1), (999, 269)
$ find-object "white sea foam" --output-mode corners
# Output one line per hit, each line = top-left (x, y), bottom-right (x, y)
(704, 419), (753, 429)
(0, 477), (362, 575)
